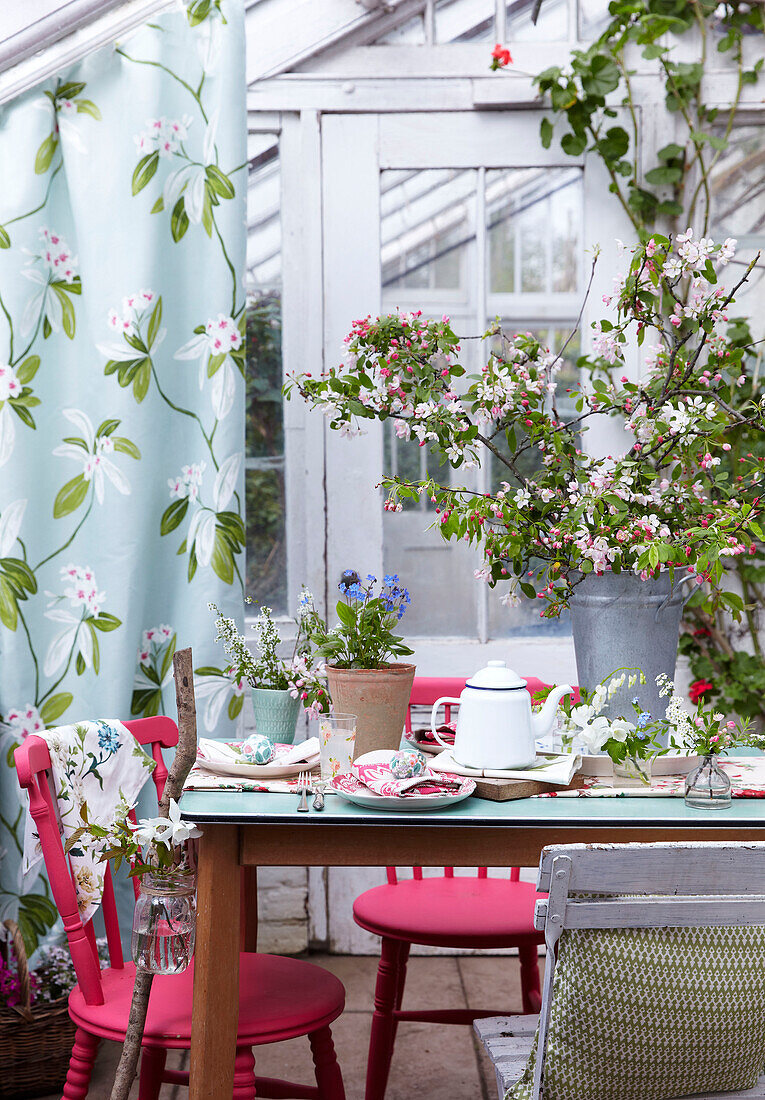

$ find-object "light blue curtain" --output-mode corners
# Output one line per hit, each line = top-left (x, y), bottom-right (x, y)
(0, 1), (247, 947)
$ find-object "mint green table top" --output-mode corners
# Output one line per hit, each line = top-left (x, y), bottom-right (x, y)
(179, 788), (765, 828)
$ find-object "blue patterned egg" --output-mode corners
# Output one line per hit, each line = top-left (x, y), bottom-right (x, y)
(240, 734), (274, 765)
(390, 749), (427, 779)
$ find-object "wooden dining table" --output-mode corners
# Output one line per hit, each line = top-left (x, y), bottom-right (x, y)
(178, 787), (765, 1100)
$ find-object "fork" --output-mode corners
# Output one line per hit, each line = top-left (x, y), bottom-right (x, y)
(296, 770), (310, 812)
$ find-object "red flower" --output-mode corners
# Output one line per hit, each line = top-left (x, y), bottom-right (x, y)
(490, 43), (513, 69)
(688, 679), (714, 704)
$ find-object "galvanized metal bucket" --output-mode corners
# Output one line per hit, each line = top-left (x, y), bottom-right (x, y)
(569, 570), (691, 724)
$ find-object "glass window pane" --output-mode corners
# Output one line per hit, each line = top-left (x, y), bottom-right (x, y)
(381, 168), (481, 636)
(487, 167), (582, 294)
(710, 123), (765, 340)
(246, 137), (287, 613)
(487, 325), (577, 637)
(382, 169), (474, 292)
(507, 0), (570, 41)
(578, 0), (611, 40)
(435, 0), (495, 42)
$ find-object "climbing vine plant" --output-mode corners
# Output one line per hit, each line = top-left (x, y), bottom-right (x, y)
(528, 0), (765, 721)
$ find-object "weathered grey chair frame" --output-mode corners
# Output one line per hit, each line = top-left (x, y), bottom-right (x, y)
(475, 842), (765, 1100)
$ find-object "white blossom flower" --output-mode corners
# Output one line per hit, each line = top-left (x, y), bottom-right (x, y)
(52, 409), (131, 505)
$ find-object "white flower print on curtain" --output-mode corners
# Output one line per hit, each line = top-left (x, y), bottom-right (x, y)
(0, 0), (246, 948)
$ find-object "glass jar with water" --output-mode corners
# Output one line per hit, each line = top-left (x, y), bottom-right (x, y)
(131, 870), (196, 974)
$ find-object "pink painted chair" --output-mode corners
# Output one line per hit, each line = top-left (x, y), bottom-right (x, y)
(15, 716), (346, 1100)
(356, 674), (560, 1100)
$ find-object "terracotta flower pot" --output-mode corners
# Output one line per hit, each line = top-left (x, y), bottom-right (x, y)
(326, 663), (416, 759)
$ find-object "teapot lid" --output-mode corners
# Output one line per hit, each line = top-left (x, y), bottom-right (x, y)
(466, 660), (527, 690)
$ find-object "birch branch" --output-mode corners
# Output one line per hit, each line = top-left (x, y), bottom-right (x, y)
(109, 647), (198, 1100)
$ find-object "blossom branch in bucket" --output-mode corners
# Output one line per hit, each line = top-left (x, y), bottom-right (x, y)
(286, 233), (765, 619)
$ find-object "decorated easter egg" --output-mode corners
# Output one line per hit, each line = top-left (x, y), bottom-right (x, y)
(240, 734), (274, 765)
(389, 749), (427, 779)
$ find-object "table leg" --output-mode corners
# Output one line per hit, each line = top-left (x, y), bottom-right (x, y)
(190, 824), (241, 1100)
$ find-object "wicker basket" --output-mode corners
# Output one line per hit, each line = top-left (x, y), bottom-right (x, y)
(0, 920), (76, 1099)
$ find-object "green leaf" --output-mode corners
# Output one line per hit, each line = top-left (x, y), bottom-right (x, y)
(112, 436), (141, 459)
(151, 195), (165, 214)
(644, 165), (683, 185)
(52, 285), (76, 339)
(642, 43), (667, 59)
(75, 98), (101, 120)
(17, 355), (40, 384)
(201, 186), (214, 237)
(10, 404), (35, 430)
(0, 577), (17, 630)
(0, 225), (9, 249)
(160, 633), (178, 682)
(132, 151), (159, 195)
(657, 142), (684, 161)
(53, 474), (89, 518)
(657, 200), (683, 217)
(207, 353), (225, 377)
(43, 316), (52, 339)
(147, 297), (163, 349)
(228, 693), (244, 720)
(188, 545), (198, 582)
(133, 360), (151, 403)
(16, 893), (59, 956)
(171, 197), (189, 242)
(91, 612), (121, 632)
(540, 117), (553, 149)
(581, 55), (620, 98)
(161, 498), (189, 535)
(206, 164), (235, 199)
(561, 132), (587, 156)
(95, 418), (121, 438)
(39, 692), (74, 725)
(335, 600), (356, 628)
(210, 528), (234, 584)
(35, 132), (58, 175)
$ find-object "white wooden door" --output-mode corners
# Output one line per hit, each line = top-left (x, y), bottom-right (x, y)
(311, 109), (630, 953)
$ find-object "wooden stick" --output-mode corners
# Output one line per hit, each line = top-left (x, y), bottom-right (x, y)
(109, 647), (199, 1100)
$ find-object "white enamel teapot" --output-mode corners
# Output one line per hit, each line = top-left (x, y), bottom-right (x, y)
(430, 661), (573, 771)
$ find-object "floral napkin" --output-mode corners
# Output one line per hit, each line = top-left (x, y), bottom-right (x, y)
(196, 737), (320, 770)
(22, 720), (155, 922)
(349, 760), (473, 799)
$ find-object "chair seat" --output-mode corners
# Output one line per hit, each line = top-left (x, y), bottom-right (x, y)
(68, 953), (345, 1047)
(353, 876), (546, 949)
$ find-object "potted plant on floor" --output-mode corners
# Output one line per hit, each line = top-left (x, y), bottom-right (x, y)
(287, 233), (764, 720)
(302, 571), (415, 758)
(209, 595), (328, 743)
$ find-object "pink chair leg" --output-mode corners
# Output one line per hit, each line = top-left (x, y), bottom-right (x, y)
(232, 1045), (257, 1100)
(518, 943), (542, 1014)
(62, 1027), (100, 1100)
(138, 1046), (167, 1100)
(309, 1025), (346, 1100)
(390, 941), (410, 1047)
(365, 937), (408, 1100)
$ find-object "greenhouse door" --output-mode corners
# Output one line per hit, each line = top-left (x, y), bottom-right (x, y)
(311, 110), (627, 952)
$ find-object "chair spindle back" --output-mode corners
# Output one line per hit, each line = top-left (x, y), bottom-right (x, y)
(14, 716), (179, 1006)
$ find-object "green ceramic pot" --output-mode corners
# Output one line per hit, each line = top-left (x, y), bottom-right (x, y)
(251, 687), (300, 744)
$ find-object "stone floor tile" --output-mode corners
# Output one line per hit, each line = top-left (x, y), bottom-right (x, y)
(317, 953), (465, 1013)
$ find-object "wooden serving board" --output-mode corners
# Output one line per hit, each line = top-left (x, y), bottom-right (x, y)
(473, 772), (586, 802)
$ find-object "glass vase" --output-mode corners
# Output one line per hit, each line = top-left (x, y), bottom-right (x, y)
(612, 756), (652, 788)
(131, 870), (196, 974)
(684, 753), (732, 809)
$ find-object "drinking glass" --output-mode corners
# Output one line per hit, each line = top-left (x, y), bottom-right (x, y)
(318, 713), (357, 780)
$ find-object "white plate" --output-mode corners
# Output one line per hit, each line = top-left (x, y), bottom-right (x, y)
(195, 752), (320, 780)
(331, 785), (473, 812)
(578, 752), (700, 777)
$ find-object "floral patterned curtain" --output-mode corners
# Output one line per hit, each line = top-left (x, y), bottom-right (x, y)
(0, 0), (246, 945)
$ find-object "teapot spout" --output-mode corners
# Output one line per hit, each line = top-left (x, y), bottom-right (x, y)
(531, 684), (574, 741)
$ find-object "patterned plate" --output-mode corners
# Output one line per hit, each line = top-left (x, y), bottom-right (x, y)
(195, 741), (320, 779)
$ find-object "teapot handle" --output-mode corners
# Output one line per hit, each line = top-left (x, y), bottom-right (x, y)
(430, 697), (461, 748)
